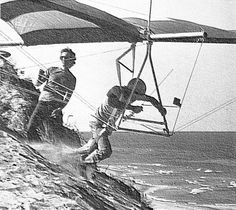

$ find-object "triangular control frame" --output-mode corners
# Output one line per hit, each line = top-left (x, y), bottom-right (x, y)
(114, 0), (207, 137)
(115, 41), (171, 137)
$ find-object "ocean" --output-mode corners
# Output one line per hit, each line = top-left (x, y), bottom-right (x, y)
(94, 131), (236, 209)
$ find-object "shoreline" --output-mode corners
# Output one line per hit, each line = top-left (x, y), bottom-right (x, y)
(99, 165), (236, 210)
(129, 181), (236, 210)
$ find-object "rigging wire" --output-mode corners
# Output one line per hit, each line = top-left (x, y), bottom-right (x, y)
(122, 116), (164, 131)
(172, 40), (204, 133)
(16, 43), (145, 71)
(176, 97), (236, 131)
(148, 69), (174, 97)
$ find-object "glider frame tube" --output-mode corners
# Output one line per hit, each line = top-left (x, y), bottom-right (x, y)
(116, 41), (171, 136)
(118, 126), (171, 137)
(150, 31), (207, 40)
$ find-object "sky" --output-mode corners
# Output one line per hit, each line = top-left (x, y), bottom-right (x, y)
(1, 0), (236, 132)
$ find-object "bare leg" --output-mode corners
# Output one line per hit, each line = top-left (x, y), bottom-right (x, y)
(84, 135), (112, 163)
(77, 127), (104, 155)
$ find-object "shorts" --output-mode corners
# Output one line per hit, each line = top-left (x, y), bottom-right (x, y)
(89, 119), (113, 139)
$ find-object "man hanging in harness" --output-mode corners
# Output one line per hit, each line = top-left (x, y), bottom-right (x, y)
(27, 48), (77, 141)
(76, 78), (167, 163)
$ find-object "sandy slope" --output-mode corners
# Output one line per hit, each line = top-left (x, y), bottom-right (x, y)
(0, 133), (152, 209)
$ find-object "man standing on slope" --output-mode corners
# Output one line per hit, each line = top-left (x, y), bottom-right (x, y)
(76, 78), (167, 163)
(27, 48), (77, 141)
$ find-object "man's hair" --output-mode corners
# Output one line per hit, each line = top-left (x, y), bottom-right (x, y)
(127, 78), (146, 95)
(60, 47), (76, 58)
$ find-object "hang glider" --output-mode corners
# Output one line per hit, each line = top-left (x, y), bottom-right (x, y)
(1, 0), (236, 137)
(1, 0), (236, 46)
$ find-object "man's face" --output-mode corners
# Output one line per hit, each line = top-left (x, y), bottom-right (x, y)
(60, 51), (76, 69)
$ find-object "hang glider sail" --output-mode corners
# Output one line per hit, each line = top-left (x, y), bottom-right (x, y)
(0, 18), (24, 46)
(0, 0), (142, 45)
(1, 0), (236, 46)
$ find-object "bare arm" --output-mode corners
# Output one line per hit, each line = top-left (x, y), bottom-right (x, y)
(133, 94), (167, 116)
(34, 69), (48, 87)
(107, 86), (166, 115)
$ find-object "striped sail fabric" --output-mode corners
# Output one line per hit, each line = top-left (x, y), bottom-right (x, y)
(0, 0), (142, 46)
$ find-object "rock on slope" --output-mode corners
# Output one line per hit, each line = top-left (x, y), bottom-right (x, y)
(0, 134), (152, 209)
